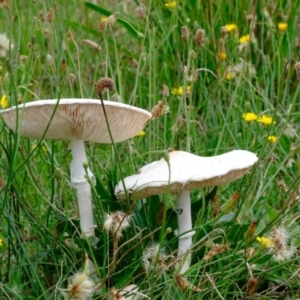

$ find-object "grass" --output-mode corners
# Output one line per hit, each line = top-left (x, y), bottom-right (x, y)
(1, 0), (300, 298)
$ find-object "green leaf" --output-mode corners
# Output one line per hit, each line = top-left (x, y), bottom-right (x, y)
(85, 2), (144, 39)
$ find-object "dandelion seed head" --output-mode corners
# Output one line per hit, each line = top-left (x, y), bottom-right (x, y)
(103, 211), (131, 238)
(142, 244), (168, 272)
(61, 272), (94, 300)
(0, 33), (13, 57)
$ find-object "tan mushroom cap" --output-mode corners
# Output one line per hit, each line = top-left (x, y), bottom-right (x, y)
(0, 99), (152, 143)
(115, 150), (258, 200)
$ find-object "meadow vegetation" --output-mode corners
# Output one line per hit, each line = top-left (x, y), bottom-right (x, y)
(1, 0), (300, 299)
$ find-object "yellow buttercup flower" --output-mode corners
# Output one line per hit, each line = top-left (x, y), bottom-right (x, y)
(0, 238), (3, 246)
(277, 22), (288, 32)
(257, 115), (275, 125)
(239, 34), (250, 43)
(0, 95), (9, 109)
(224, 24), (237, 32)
(256, 236), (274, 248)
(242, 112), (258, 122)
(136, 130), (146, 137)
(267, 135), (277, 143)
(171, 86), (191, 96)
(165, 1), (178, 8)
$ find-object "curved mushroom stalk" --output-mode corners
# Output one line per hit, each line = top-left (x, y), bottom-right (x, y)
(70, 139), (95, 237)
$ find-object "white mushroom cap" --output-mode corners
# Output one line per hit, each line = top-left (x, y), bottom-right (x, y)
(0, 99), (152, 143)
(115, 150), (258, 200)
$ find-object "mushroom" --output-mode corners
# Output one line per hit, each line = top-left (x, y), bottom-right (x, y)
(0, 99), (152, 237)
(114, 150), (258, 273)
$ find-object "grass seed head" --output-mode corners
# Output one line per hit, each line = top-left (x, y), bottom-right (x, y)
(135, 4), (146, 19)
(103, 211), (131, 239)
(194, 29), (205, 47)
(181, 26), (189, 42)
(47, 8), (55, 23)
(295, 62), (300, 82)
(95, 77), (115, 97)
(82, 39), (101, 50)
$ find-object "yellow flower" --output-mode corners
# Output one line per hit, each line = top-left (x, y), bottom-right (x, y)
(100, 16), (108, 22)
(165, 1), (178, 8)
(0, 238), (3, 246)
(136, 130), (146, 137)
(256, 236), (274, 248)
(171, 86), (191, 96)
(277, 22), (288, 32)
(218, 51), (227, 60)
(239, 34), (250, 43)
(257, 115), (275, 125)
(0, 95), (9, 109)
(225, 72), (236, 80)
(267, 135), (277, 143)
(242, 112), (258, 122)
(224, 24), (237, 32)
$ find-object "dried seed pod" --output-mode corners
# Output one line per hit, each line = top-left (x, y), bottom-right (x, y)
(181, 26), (189, 42)
(247, 277), (258, 297)
(98, 20), (107, 31)
(151, 99), (169, 118)
(95, 77), (115, 97)
(194, 29), (205, 47)
(161, 84), (170, 98)
(189, 50), (196, 60)
(69, 73), (76, 85)
(295, 62), (300, 82)
(135, 4), (146, 19)
(82, 39), (101, 50)
(47, 8), (55, 23)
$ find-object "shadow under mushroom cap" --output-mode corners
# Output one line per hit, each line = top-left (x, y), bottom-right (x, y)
(115, 150), (258, 200)
(0, 99), (152, 143)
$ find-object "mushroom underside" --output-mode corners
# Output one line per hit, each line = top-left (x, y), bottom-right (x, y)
(116, 166), (252, 200)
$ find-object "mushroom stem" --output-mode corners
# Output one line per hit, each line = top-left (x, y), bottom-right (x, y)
(70, 139), (95, 237)
(177, 190), (195, 273)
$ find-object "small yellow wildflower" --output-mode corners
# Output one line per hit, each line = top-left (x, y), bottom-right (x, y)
(256, 236), (274, 248)
(257, 115), (275, 125)
(239, 34), (250, 43)
(171, 86), (191, 96)
(218, 51), (227, 60)
(242, 112), (258, 122)
(224, 24), (237, 32)
(225, 72), (236, 80)
(136, 130), (146, 137)
(100, 16), (108, 22)
(0, 95), (9, 109)
(267, 135), (277, 143)
(277, 22), (288, 32)
(0, 238), (3, 246)
(165, 1), (178, 8)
